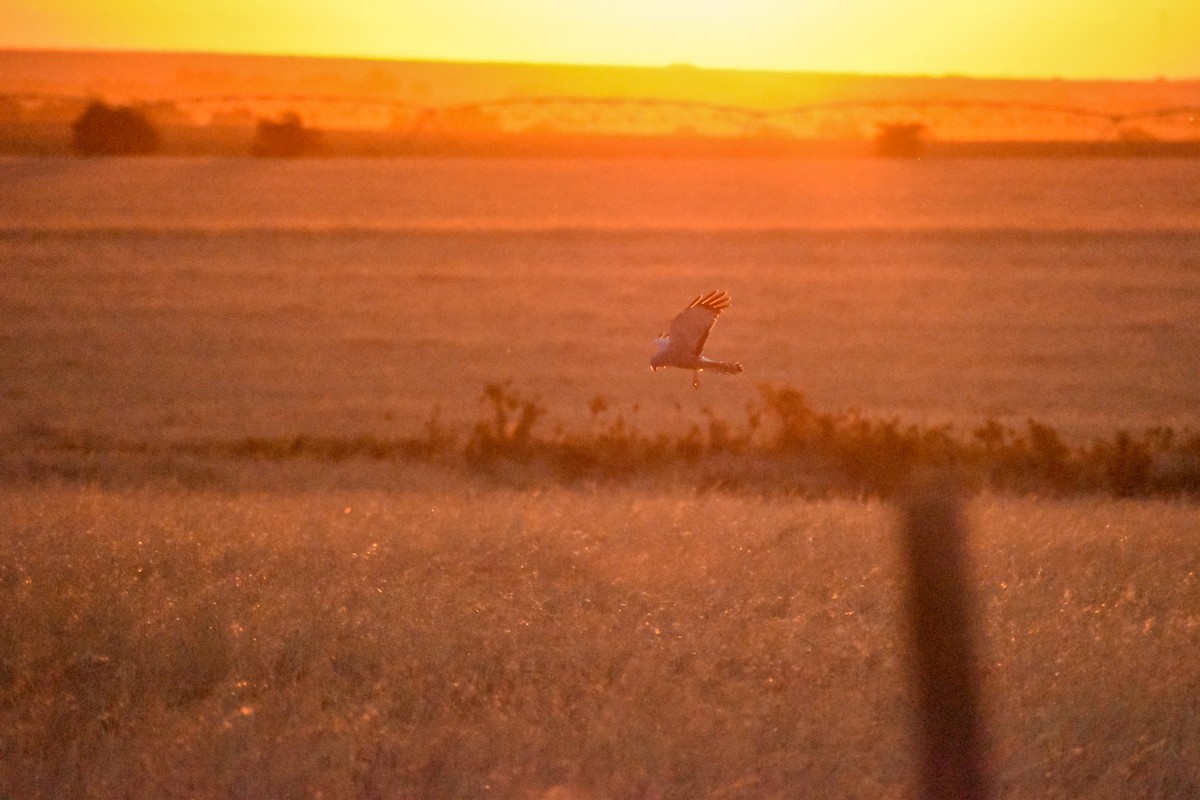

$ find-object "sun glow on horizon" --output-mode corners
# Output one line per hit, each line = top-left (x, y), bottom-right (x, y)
(2, 0), (1199, 80)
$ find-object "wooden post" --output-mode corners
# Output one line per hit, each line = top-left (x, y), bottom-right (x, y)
(900, 478), (987, 800)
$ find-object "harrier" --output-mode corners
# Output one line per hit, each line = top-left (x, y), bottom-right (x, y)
(650, 290), (744, 388)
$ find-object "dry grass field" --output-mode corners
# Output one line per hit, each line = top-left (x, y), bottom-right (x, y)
(3, 157), (1200, 447)
(2, 479), (1199, 799)
(2, 157), (1200, 798)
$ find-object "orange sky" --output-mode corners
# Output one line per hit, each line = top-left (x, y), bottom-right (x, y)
(2, 0), (1199, 79)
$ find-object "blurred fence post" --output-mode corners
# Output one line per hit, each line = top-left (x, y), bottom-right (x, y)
(899, 477), (988, 800)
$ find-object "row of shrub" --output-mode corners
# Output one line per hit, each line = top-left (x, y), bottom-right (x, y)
(22, 382), (1198, 496)
(71, 101), (320, 157)
(461, 383), (1200, 496)
(174, 383), (1199, 498)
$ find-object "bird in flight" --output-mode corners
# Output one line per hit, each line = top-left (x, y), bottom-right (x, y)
(650, 290), (744, 388)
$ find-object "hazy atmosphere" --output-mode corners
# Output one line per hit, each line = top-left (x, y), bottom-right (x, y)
(3, 0), (1200, 78)
(2, 4), (1200, 800)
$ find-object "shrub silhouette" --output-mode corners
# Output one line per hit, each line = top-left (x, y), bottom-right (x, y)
(874, 122), (928, 159)
(466, 381), (546, 459)
(0, 95), (21, 123)
(33, 381), (1200, 497)
(252, 111), (321, 157)
(71, 101), (161, 156)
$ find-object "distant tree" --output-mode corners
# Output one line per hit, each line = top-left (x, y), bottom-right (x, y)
(71, 101), (161, 156)
(30, 98), (89, 123)
(251, 112), (321, 157)
(440, 106), (502, 135)
(142, 102), (194, 128)
(874, 122), (928, 159)
(209, 107), (257, 128)
(1116, 126), (1157, 143)
(0, 96), (22, 124)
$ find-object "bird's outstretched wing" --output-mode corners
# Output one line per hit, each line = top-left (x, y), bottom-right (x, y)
(667, 290), (731, 357)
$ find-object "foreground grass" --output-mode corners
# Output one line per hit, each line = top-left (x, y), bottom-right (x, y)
(2, 480), (1198, 799)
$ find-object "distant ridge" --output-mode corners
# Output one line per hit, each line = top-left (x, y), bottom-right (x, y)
(2, 47), (1198, 111)
(3, 49), (1197, 157)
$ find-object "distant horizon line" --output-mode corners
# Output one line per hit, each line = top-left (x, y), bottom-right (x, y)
(3, 43), (1198, 85)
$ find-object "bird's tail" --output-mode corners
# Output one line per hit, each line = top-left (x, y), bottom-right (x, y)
(702, 358), (743, 375)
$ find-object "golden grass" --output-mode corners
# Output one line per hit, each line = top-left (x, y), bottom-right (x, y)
(3, 158), (1199, 797)
(2, 482), (1197, 799)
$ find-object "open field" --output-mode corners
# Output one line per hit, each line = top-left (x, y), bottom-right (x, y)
(2, 480), (1199, 799)
(2, 156), (1200, 796)
(4, 157), (1200, 496)
(3, 157), (1200, 445)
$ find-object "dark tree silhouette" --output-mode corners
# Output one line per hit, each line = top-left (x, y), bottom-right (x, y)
(251, 112), (321, 157)
(0, 96), (21, 123)
(874, 122), (928, 158)
(71, 101), (161, 156)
